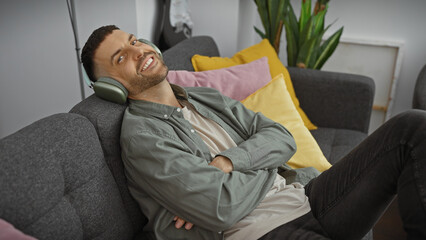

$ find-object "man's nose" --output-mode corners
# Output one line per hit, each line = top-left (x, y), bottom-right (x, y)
(130, 46), (145, 60)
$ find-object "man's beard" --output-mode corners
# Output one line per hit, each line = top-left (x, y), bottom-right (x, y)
(129, 53), (169, 95)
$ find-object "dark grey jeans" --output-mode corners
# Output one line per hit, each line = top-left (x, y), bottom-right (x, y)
(261, 110), (426, 240)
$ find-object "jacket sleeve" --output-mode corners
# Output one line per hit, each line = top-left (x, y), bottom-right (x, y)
(121, 123), (276, 232)
(214, 95), (297, 172)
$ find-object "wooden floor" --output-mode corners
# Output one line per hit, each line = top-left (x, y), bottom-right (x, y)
(373, 198), (407, 240)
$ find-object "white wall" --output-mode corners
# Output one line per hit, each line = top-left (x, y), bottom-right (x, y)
(0, 0), (137, 138)
(0, 0), (80, 138)
(136, 0), (242, 56)
(186, 0), (426, 118)
(188, 0), (241, 57)
(136, 0), (158, 42)
(286, 0), (426, 118)
(2, 0), (425, 138)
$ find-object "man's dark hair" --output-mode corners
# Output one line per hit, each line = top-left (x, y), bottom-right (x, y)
(81, 25), (120, 82)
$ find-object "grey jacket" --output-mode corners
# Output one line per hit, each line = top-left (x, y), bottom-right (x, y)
(120, 84), (296, 240)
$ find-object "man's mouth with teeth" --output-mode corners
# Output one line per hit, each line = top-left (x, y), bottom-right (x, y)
(142, 57), (154, 71)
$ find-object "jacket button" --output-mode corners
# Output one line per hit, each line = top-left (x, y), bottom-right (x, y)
(177, 108), (181, 112)
(190, 129), (195, 133)
(164, 114), (168, 118)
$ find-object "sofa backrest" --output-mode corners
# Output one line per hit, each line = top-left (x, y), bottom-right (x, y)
(0, 113), (133, 239)
(163, 36), (220, 71)
(413, 64), (426, 110)
(69, 95), (145, 234)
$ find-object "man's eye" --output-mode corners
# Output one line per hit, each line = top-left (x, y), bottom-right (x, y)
(131, 39), (137, 45)
(118, 56), (124, 63)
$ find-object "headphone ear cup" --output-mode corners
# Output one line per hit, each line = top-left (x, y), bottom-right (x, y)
(138, 38), (162, 58)
(93, 77), (128, 104)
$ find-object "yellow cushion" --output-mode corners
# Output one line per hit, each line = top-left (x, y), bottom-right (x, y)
(191, 39), (317, 130)
(241, 74), (331, 172)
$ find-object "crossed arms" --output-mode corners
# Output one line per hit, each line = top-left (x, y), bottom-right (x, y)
(120, 90), (296, 232)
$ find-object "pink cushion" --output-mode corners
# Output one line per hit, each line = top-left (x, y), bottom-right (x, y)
(167, 57), (271, 101)
(0, 219), (36, 240)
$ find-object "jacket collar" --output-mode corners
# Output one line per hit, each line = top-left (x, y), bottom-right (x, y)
(128, 84), (188, 119)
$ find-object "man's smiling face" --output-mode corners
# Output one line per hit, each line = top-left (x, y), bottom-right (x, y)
(93, 29), (168, 97)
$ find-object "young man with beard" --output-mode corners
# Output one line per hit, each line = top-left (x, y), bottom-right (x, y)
(81, 25), (426, 240)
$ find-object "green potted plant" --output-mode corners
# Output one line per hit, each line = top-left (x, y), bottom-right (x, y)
(254, 0), (343, 69)
(254, 0), (289, 54)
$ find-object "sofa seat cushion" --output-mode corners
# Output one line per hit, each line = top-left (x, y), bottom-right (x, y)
(311, 128), (367, 165)
(0, 113), (132, 240)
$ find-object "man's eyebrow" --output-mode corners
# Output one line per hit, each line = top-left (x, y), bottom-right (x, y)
(110, 34), (135, 65)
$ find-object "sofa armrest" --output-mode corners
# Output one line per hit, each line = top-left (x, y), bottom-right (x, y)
(288, 67), (375, 133)
(163, 36), (220, 71)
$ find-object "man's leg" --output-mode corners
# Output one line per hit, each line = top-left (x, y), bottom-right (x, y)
(258, 211), (330, 240)
(305, 110), (426, 240)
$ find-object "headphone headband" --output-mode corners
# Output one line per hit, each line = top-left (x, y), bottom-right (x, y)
(138, 38), (163, 59)
(82, 64), (94, 88)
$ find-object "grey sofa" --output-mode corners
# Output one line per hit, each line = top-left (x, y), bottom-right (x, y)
(413, 64), (426, 110)
(0, 36), (374, 239)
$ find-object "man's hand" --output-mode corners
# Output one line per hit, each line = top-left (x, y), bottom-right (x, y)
(174, 216), (194, 230)
(209, 156), (233, 173)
